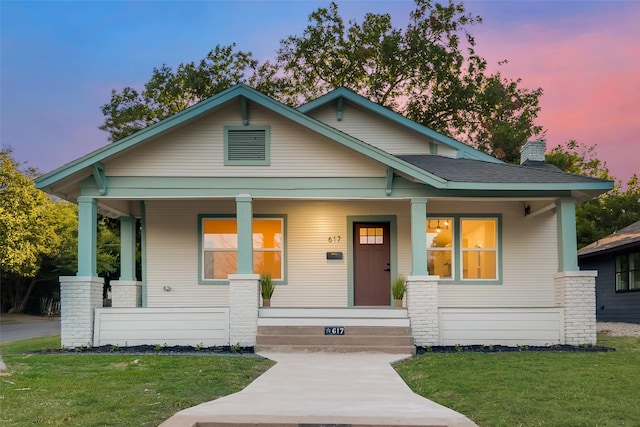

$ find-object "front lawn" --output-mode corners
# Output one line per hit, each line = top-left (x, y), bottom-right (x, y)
(0, 336), (274, 426)
(395, 333), (640, 426)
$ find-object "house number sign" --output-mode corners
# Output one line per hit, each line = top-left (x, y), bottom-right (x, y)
(327, 235), (341, 243)
(324, 327), (345, 335)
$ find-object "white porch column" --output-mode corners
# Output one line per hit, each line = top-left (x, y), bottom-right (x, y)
(229, 273), (260, 347)
(555, 271), (598, 345)
(59, 276), (103, 348)
(406, 275), (440, 346)
(111, 281), (142, 307)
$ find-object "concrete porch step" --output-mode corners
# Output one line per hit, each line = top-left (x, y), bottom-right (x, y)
(258, 307), (411, 327)
(255, 325), (415, 354)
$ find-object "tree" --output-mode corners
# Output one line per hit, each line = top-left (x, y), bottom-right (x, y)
(100, 0), (545, 161)
(0, 149), (119, 313)
(100, 44), (258, 142)
(546, 141), (639, 248)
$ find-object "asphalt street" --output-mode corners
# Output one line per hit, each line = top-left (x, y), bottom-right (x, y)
(0, 315), (61, 343)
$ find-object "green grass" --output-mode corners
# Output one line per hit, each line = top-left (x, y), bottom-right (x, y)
(395, 334), (640, 426)
(0, 336), (274, 426)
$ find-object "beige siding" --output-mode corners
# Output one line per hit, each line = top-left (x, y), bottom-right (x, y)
(308, 102), (458, 157)
(104, 100), (384, 178)
(439, 308), (564, 346)
(145, 198), (558, 309)
(93, 307), (229, 346)
(429, 201), (558, 308)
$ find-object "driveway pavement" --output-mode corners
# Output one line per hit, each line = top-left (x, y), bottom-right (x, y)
(160, 351), (478, 426)
(0, 314), (61, 343)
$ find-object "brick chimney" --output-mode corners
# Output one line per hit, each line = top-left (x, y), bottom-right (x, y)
(520, 141), (546, 165)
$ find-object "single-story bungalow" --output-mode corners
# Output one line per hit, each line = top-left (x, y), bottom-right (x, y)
(36, 84), (613, 351)
(578, 220), (640, 324)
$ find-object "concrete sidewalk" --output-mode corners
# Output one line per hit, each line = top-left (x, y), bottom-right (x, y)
(160, 352), (477, 427)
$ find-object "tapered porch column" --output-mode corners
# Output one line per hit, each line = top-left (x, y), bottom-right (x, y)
(77, 196), (98, 277)
(556, 197), (579, 272)
(111, 216), (141, 308)
(60, 196), (103, 348)
(229, 194), (259, 347)
(410, 197), (428, 276)
(554, 197), (597, 345)
(407, 197), (440, 347)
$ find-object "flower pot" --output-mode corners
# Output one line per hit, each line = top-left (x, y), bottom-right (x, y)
(262, 298), (271, 307)
(393, 299), (403, 307)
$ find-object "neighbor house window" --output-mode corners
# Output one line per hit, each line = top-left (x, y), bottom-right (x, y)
(616, 252), (640, 292)
(201, 217), (283, 281)
(224, 126), (270, 165)
(427, 216), (500, 282)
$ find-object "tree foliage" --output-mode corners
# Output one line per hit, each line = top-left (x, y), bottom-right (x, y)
(100, 0), (544, 162)
(0, 149), (119, 313)
(100, 44), (258, 142)
(546, 141), (639, 248)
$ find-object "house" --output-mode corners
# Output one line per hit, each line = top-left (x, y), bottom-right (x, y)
(35, 84), (613, 351)
(578, 221), (640, 324)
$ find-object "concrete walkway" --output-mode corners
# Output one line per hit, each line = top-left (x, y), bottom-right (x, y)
(160, 352), (477, 427)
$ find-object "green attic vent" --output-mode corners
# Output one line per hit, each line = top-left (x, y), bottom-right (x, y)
(224, 126), (270, 165)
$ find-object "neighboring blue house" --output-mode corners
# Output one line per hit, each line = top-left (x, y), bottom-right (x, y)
(35, 84), (614, 350)
(578, 221), (640, 324)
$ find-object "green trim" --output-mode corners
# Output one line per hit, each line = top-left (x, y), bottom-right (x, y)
(298, 87), (502, 164)
(240, 96), (249, 126)
(224, 126), (270, 166)
(385, 167), (394, 196)
(77, 197), (97, 277)
(76, 176), (582, 200)
(198, 214), (288, 285)
(411, 198), (428, 276)
(119, 216), (136, 281)
(427, 214), (503, 285)
(140, 201), (147, 307)
(429, 142), (437, 155)
(92, 163), (107, 195)
(236, 195), (253, 274)
(336, 97), (343, 121)
(556, 197), (579, 271)
(346, 215), (398, 307)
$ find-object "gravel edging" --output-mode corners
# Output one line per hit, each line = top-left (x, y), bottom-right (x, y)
(597, 321), (640, 337)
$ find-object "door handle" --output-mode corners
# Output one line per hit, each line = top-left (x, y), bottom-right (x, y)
(384, 263), (390, 272)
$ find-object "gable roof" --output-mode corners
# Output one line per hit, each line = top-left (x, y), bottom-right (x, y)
(36, 84), (613, 199)
(578, 221), (640, 257)
(297, 87), (501, 164)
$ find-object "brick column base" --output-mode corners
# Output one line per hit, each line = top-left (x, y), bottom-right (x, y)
(406, 275), (440, 347)
(111, 280), (142, 308)
(229, 274), (260, 347)
(59, 276), (104, 348)
(554, 271), (598, 345)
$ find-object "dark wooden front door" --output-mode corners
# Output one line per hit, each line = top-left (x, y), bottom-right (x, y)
(354, 222), (391, 306)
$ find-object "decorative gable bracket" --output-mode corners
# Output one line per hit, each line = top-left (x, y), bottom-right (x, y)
(92, 163), (107, 195)
(241, 96), (249, 126)
(386, 166), (394, 196)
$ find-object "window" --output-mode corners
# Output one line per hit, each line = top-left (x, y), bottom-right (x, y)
(359, 227), (384, 244)
(616, 252), (640, 292)
(427, 216), (500, 282)
(224, 126), (270, 165)
(201, 217), (283, 282)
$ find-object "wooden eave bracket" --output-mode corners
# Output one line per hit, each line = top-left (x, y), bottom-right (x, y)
(336, 97), (343, 121)
(386, 166), (394, 196)
(92, 163), (107, 196)
(241, 96), (249, 126)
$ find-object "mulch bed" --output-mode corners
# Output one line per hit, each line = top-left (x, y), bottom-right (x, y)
(416, 344), (615, 354)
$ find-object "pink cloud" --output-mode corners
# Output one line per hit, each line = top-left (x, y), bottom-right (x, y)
(474, 7), (640, 184)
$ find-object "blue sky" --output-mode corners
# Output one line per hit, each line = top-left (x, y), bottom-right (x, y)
(2, 0), (638, 183)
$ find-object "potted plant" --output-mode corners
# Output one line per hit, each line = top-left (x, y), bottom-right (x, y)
(260, 272), (275, 307)
(391, 275), (406, 307)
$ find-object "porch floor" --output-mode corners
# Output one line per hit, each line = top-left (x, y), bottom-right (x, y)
(160, 352), (477, 427)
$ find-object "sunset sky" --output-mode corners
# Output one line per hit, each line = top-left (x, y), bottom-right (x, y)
(2, 0), (638, 184)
